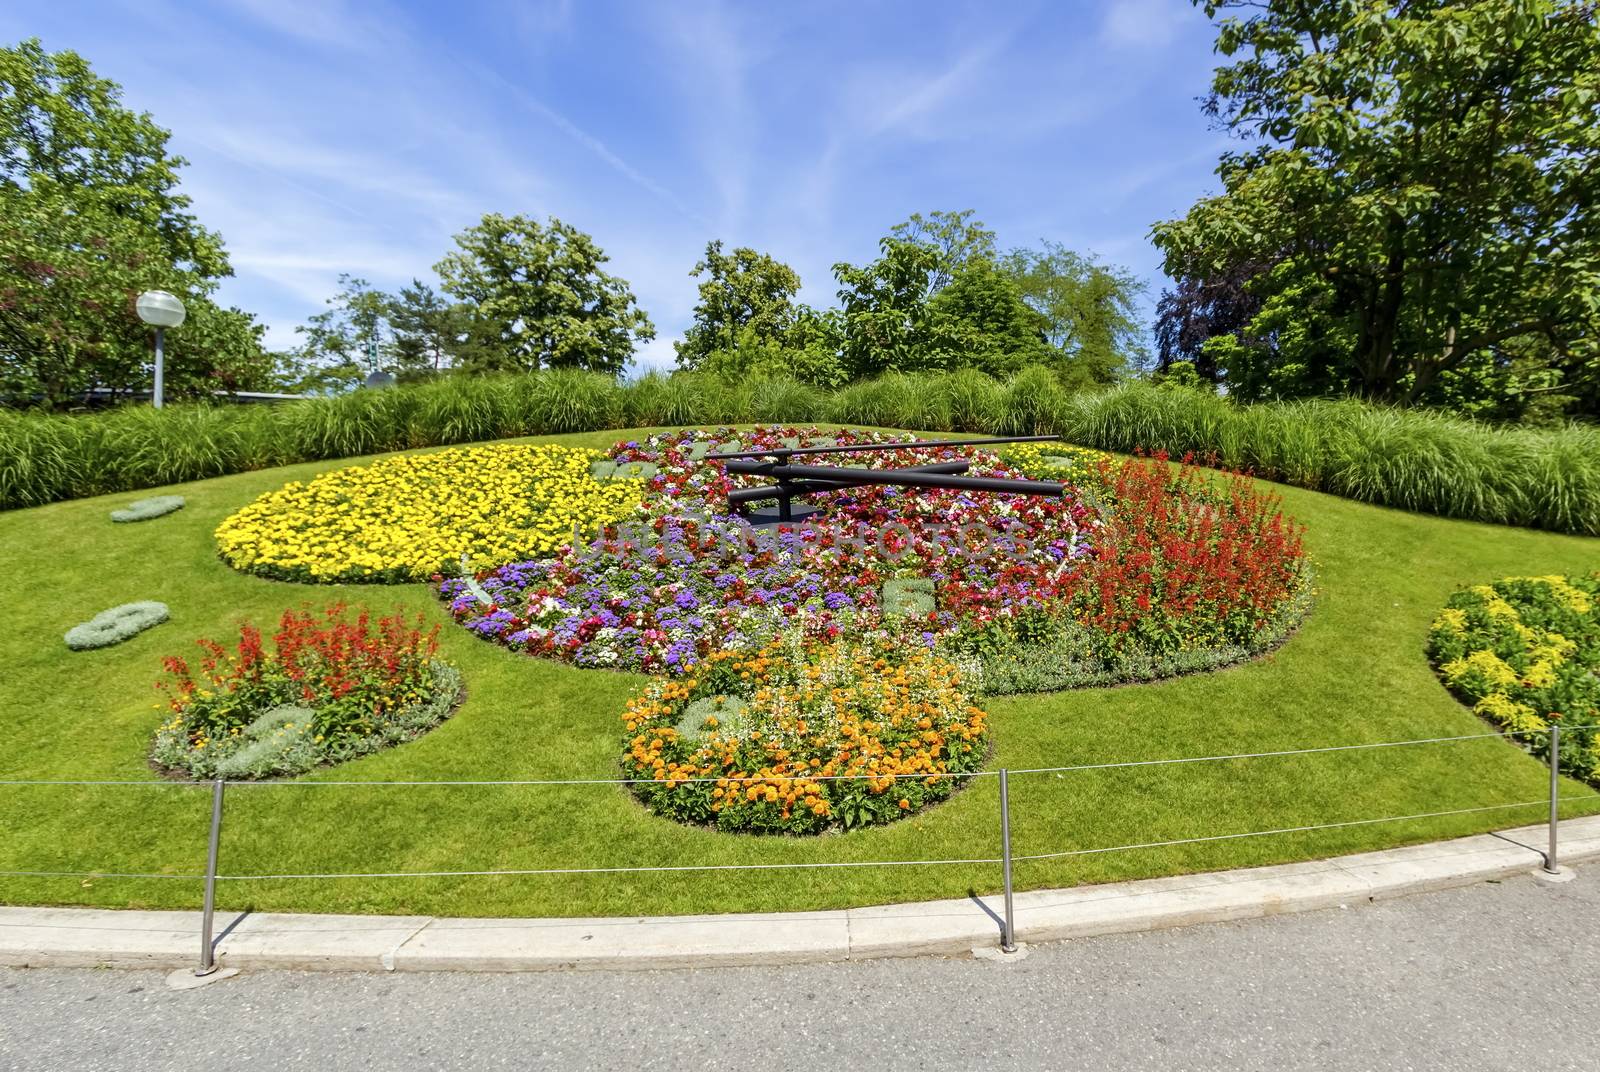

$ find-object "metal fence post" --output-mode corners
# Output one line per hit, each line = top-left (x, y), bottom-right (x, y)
(999, 768), (1017, 953)
(196, 778), (225, 976)
(1545, 722), (1561, 875)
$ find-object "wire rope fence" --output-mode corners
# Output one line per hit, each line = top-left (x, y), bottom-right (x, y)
(3, 723), (1597, 973)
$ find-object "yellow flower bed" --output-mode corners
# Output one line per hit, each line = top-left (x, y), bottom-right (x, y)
(216, 445), (643, 583)
(1427, 573), (1600, 783)
(998, 441), (1114, 483)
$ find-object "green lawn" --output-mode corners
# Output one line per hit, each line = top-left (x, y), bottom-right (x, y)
(1, 426), (1596, 918)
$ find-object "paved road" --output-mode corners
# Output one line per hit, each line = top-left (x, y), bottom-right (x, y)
(3, 873), (1597, 1072)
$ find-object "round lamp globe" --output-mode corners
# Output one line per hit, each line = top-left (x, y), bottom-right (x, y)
(136, 290), (187, 328)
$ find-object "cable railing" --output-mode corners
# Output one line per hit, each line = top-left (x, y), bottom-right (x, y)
(2, 723), (1596, 976)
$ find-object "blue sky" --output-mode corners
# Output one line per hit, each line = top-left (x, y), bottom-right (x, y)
(3, 0), (1230, 370)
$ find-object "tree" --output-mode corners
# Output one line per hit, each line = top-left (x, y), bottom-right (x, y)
(674, 241), (803, 370)
(1002, 242), (1147, 385)
(890, 210), (998, 292)
(1153, 259), (1266, 385)
(0, 39), (227, 278)
(1151, 0), (1600, 409)
(833, 218), (1083, 382)
(387, 279), (489, 380)
(0, 40), (264, 405)
(434, 213), (653, 375)
(283, 274), (385, 392)
(832, 238), (944, 379)
(925, 257), (1051, 376)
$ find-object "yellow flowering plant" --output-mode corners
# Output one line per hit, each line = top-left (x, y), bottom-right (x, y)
(215, 444), (643, 583)
(1427, 574), (1600, 784)
(998, 441), (1115, 486)
(621, 632), (990, 834)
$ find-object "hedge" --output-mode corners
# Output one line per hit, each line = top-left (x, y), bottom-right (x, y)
(2, 368), (1597, 535)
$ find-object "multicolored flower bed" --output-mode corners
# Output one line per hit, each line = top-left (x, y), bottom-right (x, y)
(442, 427), (1311, 692)
(151, 604), (463, 779)
(1428, 574), (1600, 784)
(622, 633), (989, 834)
(215, 444), (642, 583)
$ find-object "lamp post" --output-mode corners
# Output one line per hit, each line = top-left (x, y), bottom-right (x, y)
(135, 290), (186, 408)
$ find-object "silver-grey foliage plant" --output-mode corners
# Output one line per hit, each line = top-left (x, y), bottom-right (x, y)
(64, 601), (169, 650)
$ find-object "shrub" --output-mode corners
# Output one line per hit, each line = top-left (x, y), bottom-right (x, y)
(939, 368), (1002, 433)
(95, 405), (249, 490)
(215, 444), (642, 583)
(408, 375), (520, 445)
(621, 634), (990, 834)
(0, 409), (95, 507)
(2, 370), (1596, 538)
(152, 604), (462, 779)
(110, 495), (185, 522)
(519, 368), (622, 434)
(1427, 574), (1600, 785)
(65, 601), (169, 650)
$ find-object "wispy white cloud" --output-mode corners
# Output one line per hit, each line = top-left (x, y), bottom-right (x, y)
(218, 0), (408, 53)
(857, 34), (1012, 138)
(644, 0), (762, 234)
(10, 0), (1229, 357)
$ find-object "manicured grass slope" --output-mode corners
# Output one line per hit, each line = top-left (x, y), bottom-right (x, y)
(1, 427), (1596, 918)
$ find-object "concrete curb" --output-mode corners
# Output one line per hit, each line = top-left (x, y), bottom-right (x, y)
(3, 817), (1595, 974)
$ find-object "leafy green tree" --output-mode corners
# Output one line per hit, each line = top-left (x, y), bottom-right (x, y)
(675, 241), (803, 369)
(925, 257), (1051, 376)
(1152, 0), (1600, 408)
(890, 210), (998, 292)
(434, 213), (654, 375)
(387, 279), (491, 380)
(0, 40), (265, 405)
(834, 214), (1074, 382)
(0, 39), (227, 277)
(1002, 242), (1147, 385)
(832, 238), (944, 379)
(283, 274), (385, 392)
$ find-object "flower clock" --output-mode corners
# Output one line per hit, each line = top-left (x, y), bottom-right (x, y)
(440, 427), (1311, 692)
(214, 426), (1312, 828)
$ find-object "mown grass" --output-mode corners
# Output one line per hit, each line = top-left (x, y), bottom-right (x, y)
(4, 370), (1597, 535)
(0, 425), (1597, 919)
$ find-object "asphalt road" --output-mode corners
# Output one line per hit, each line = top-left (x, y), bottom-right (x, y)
(3, 872), (1597, 1072)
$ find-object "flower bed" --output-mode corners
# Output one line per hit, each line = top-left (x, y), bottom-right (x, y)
(442, 427), (1310, 691)
(152, 604), (463, 779)
(622, 634), (989, 833)
(215, 444), (642, 583)
(1428, 574), (1600, 784)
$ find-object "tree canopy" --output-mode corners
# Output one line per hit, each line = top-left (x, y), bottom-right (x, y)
(1002, 242), (1147, 386)
(0, 39), (268, 406)
(829, 212), (1146, 384)
(1152, 0), (1600, 415)
(675, 241), (803, 367)
(434, 213), (654, 376)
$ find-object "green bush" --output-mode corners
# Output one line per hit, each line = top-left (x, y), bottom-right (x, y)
(3, 369), (1597, 535)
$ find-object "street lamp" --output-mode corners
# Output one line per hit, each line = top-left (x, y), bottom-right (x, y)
(136, 290), (186, 408)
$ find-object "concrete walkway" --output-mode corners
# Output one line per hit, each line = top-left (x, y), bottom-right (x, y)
(8, 873), (1598, 1071)
(2, 816), (1595, 973)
